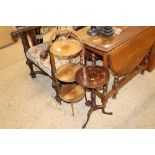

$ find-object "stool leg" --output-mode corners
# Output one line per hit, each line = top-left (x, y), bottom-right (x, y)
(83, 91), (96, 128)
(71, 103), (74, 116)
(85, 88), (91, 107)
(102, 109), (113, 115)
(82, 107), (94, 129)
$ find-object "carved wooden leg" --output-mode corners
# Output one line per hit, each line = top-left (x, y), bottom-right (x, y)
(101, 94), (113, 115)
(92, 53), (97, 65)
(83, 91), (97, 128)
(82, 107), (94, 129)
(112, 75), (119, 99)
(26, 59), (36, 78)
(141, 70), (145, 75)
(112, 93), (117, 99)
(103, 83), (108, 94)
(102, 109), (113, 115)
(52, 82), (61, 105)
(85, 88), (91, 107)
(55, 95), (62, 105)
(85, 100), (91, 107)
(141, 55), (149, 75)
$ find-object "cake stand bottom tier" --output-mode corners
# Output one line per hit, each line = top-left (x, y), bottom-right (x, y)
(59, 84), (85, 103)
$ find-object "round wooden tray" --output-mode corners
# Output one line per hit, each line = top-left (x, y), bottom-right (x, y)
(75, 66), (110, 88)
(59, 84), (85, 103)
(56, 63), (83, 82)
(50, 39), (82, 58)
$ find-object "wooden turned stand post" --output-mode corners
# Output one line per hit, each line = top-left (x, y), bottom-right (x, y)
(75, 66), (113, 128)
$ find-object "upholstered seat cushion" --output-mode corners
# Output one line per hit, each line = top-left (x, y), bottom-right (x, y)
(26, 42), (77, 77)
(26, 42), (52, 76)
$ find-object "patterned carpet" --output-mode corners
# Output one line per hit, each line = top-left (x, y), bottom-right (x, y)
(0, 58), (155, 128)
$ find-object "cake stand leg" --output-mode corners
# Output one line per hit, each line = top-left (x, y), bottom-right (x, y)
(71, 103), (74, 116)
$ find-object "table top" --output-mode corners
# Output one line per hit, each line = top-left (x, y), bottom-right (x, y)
(77, 26), (151, 52)
(75, 66), (109, 89)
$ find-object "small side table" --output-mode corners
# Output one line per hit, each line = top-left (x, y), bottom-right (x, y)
(75, 66), (113, 128)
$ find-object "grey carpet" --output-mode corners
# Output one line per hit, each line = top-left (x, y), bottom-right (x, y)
(0, 59), (155, 128)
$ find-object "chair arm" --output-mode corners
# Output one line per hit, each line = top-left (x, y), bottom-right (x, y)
(40, 49), (50, 59)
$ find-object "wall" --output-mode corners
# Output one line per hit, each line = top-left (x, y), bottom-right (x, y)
(0, 26), (15, 48)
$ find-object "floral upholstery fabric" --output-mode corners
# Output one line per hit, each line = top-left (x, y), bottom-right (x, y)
(26, 42), (80, 77)
(26, 42), (52, 76)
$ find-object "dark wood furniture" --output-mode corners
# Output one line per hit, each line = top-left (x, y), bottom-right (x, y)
(11, 27), (86, 116)
(11, 26), (155, 128)
(77, 26), (155, 99)
(11, 26), (85, 79)
(75, 66), (112, 128)
(78, 27), (155, 70)
(49, 29), (85, 115)
(11, 26), (48, 78)
(76, 26), (155, 128)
